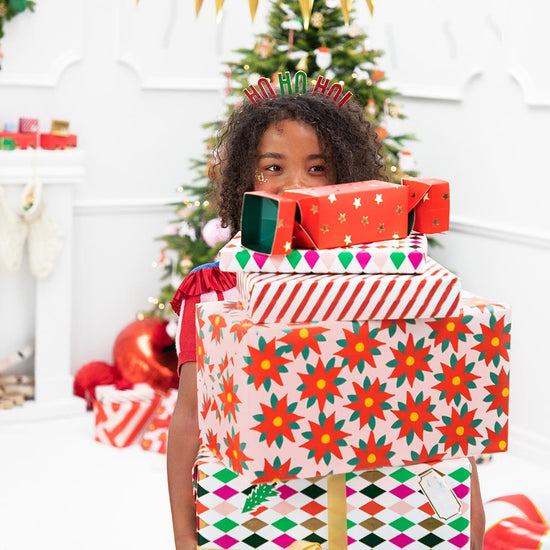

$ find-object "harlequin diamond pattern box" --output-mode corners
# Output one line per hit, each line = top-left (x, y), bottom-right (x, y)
(219, 232), (428, 275)
(196, 295), (510, 482)
(195, 450), (471, 549)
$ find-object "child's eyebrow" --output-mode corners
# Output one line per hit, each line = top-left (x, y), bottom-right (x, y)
(257, 153), (327, 160)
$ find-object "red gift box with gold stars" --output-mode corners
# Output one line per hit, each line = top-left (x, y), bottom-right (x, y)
(242, 180), (409, 255)
(404, 177), (450, 234)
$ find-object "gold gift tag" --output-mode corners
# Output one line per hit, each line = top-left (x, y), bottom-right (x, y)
(418, 468), (462, 521)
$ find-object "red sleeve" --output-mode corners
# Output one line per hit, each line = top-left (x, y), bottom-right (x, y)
(171, 266), (236, 372)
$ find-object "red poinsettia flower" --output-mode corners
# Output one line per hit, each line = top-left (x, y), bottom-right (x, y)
(484, 367), (510, 415)
(300, 412), (350, 465)
(433, 354), (480, 405)
(438, 407), (482, 456)
(392, 391), (438, 442)
(482, 422), (509, 453)
(205, 429), (220, 457)
(472, 315), (511, 367)
(244, 337), (291, 390)
(251, 394), (302, 447)
(379, 319), (411, 336)
(230, 319), (252, 343)
(402, 445), (446, 465)
(344, 378), (394, 428)
(387, 333), (433, 387)
(279, 325), (330, 359)
(224, 430), (252, 475)
(350, 431), (394, 469)
(297, 357), (344, 412)
(253, 456), (302, 484)
(200, 393), (212, 421)
(335, 321), (384, 371)
(208, 313), (227, 343)
(427, 315), (473, 352)
(217, 373), (241, 420)
(196, 338), (205, 372)
(197, 311), (206, 332)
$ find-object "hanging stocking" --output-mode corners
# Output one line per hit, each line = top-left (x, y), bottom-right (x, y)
(20, 178), (64, 279)
(0, 186), (28, 272)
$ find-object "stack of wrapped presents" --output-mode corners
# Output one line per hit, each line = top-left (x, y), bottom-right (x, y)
(194, 179), (511, 549)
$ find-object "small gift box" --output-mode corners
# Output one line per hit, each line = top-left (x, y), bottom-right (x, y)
(195, 449), (471, 549)
(404, 177), (450, 234)
(18, 118), (39, 134)
(140, 388), (178, 454)
(241, 180), (409, 254)
(93, 383), (162, 448)
(219, 232), (428, 275)
(236, 257), (460, 324)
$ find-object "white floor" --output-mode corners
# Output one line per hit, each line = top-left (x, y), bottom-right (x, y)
(0, 412), (549, 550)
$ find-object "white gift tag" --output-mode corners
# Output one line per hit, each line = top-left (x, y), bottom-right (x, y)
(418, 468), (462, 521)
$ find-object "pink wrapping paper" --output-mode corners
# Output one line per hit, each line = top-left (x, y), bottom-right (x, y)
(196, 295), (511, 482)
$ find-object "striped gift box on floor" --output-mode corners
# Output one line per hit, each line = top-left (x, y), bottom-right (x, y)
(236, 258), (460, 324)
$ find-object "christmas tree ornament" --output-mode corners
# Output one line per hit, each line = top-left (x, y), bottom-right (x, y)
(254, 36), (274, 59)
(366, 98), (378, 117)
(19, 177), (64, 279)
(248, 0), (259, 21)
(8, 0), (27, 14)
(297, 0), (314, 30)
(201, 217), (231, 248)
(310, 11), (324, 28)
(346, 21), (363, 37)
(314, 46), (332, 69)
(339, 0), (352, 25)
(389, 102), (401, 117)
(0, 4), (7, 17)
(113, 318), (178, 392)
(325, 0), (340, 8)
(0, 185), (28, 272)
(296, 52), (309, 71)
(371, 68), (385, 81)
(398, 150), (416, 173)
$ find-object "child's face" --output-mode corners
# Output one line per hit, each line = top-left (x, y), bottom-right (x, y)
(255, 120), (335, 195)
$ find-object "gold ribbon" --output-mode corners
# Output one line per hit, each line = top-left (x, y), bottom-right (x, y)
(287, 542), (323, 550)
(327, 473), (347, 549)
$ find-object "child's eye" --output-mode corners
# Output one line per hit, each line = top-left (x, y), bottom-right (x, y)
(264, 164), (282, 172)
(310, 165), (326, 173)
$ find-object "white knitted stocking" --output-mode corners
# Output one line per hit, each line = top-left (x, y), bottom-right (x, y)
(20, 178), (64, 279)
(0, 186), (28, 272)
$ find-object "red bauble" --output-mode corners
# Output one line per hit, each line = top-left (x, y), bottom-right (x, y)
(113, 318), (178, 392)
(73, 361), (118, 405)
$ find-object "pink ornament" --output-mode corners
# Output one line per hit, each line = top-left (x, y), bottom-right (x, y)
(201, 217), (231, 247)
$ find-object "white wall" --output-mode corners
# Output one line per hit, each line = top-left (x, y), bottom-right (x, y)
(1, 1), (548, 463)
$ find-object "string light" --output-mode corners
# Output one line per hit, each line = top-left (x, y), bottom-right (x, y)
(137, 312), (145, 320)
(152, 261), (158, 268)
(158, 303), (165, 310)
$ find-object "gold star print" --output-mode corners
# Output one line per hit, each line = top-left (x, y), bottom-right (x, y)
(277, 219), (285, 228)
(344, 235), (352, 245)
(321, 224), (329, 233)
(396, 205), (403, 214)
(423, 193), (430, 202)
(284, 241), (292, 252)
(432, 219), (439, 226)
(375, 194), (383, 205)
(311, 204), (319, 214)
(443, 193), (449, 200)
(339, 213), (346, 223)
(353, 197), (361, 209)
(328, 194), (337, 203)
(378, 222), (385, 232)
(361, 216), (369, 225)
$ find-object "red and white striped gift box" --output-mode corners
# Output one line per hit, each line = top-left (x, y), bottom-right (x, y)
(140, 388), (177, 454)
(236, 257), (461, 323)
(18, 118), (39, 133)
(93, 383), (162, 448)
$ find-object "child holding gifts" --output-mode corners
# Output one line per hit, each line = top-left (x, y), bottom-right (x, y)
(167, 82), (485, 550)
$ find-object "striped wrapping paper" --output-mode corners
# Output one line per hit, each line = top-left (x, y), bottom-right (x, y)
(18, 118), (39, 133)
(93, 383), (162, 448)
(236, 257), (461, 324)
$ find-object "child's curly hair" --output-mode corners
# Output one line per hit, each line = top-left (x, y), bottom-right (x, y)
(212, 92), (386, 234)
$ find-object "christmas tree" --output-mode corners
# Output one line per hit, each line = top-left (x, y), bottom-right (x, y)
(146, 0), (417, 326)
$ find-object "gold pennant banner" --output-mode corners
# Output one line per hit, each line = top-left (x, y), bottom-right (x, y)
(194, 0), (375, 21)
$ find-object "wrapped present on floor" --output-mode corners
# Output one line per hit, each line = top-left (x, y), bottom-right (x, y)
(18, 118), (39, 133)
(196, 294), (510, 482)
(235, 257), (460, 324)
(196, 449), (471, 549)
(219, 232), (428, 275)
(93, 383), (162, 448)
(141, 388), (178, 454)
(241, 179), (449, 255)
